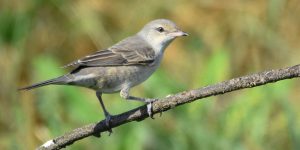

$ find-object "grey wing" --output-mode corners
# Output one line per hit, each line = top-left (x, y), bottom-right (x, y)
(63, 36), (155, 68)
(110, 36), (156, 65)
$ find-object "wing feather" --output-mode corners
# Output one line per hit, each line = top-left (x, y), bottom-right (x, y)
(63, 35), (155, 69)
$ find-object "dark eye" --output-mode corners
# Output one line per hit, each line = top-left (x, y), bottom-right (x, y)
(156, 27), (164, 33)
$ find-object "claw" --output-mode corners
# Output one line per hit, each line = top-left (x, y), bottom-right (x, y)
(146, 99), (158, 119)
(147, 102), (154, 119)
(104, 114), (113, 135)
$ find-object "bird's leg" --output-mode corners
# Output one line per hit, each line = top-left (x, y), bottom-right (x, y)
(120, 88), (158, 118)
(96, 91), (113, 134)
(120, 88), (157, 103)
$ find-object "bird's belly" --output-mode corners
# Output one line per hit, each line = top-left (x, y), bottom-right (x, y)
(94, 65), (158, 93)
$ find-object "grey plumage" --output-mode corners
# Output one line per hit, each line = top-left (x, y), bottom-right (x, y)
(18, 75), (69, 90)
(63, 35), (155, 68)
(19, 19), (188, 131)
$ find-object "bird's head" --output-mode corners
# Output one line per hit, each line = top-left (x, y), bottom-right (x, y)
(137, 19), (188, 52)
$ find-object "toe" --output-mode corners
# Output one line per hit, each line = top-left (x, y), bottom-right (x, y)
(147, 102), (154, 119)
(145, 98), (158, 103)
(104, 115), (113, 135)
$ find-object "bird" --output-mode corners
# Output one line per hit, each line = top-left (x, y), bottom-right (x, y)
(19, 19), (188, 132)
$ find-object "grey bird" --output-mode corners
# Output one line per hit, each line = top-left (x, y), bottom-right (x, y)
(19, 19), (188, 132)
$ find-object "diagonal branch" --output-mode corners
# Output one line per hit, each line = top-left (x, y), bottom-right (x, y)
(37, 64), (300, 150)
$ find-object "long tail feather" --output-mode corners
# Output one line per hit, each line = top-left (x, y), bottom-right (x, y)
(18, 76), (68, 91)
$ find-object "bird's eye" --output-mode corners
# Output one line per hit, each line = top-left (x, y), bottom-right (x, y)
(156, 27), (164, 33)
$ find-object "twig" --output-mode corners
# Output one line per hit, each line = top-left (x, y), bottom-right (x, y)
(37, 64), (300, 150)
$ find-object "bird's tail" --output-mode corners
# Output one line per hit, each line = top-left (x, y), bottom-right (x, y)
(18, 75), (69, 91)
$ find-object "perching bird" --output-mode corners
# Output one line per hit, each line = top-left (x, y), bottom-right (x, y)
(19, 19), (188, 132)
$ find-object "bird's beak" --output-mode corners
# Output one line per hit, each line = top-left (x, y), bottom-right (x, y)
(168, 30), (189, 37)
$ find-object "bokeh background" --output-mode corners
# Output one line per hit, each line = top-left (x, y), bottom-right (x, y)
(1, 0), (300, 149)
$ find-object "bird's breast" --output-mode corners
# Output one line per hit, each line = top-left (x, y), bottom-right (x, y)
(97, 60), (161, 93)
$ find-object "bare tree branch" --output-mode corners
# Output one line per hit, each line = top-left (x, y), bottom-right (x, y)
(37, 64), (300, 150)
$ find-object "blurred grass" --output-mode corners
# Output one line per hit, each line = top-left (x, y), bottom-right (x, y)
(1, 0), (300, 149)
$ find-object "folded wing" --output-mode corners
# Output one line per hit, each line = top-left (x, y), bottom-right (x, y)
(63, 36), (155, 69)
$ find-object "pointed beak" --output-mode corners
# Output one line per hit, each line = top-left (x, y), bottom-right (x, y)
(168, 30), (189, 37)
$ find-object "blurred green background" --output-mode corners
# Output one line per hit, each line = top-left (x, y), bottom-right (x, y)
(1, 0), (300, 149)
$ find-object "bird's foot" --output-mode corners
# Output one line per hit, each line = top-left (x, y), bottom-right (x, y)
(146, 99), (158, 119)
(147, 102), (153, 119)
(104, 113), (113, 135)
(144, 98), (158, 103)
